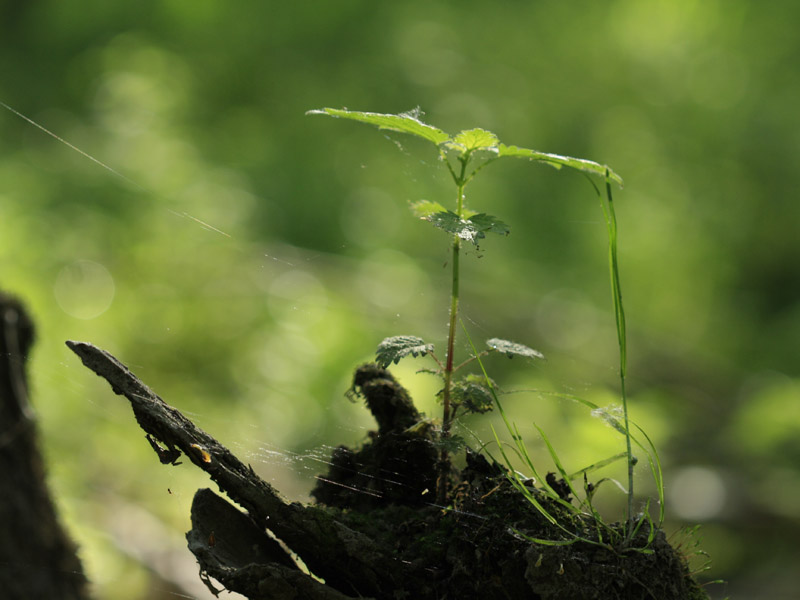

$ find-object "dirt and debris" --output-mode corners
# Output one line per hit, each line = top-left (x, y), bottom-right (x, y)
(312, 364), (709, 600)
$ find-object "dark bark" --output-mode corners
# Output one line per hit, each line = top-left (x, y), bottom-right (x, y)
(67, 341), (391, 599)
(0, 293), (88, 599)
(67, 341), (709, 600)
(311, 364), (441, 511)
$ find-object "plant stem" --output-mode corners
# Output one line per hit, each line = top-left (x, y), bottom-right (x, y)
(436, 157), (468, 504)
(441, 236), (460, 437)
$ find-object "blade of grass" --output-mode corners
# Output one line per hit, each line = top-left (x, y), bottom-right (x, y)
(587, 169), (634, 539)
(462, 323), (568, 506)
(533, 425), (617, 545)
(568, 452), (628, 481)
(512, 529), (580, 546)
(632, 423), (665, 526)
(512, 423), (575, 509)
(488, 425), (560, 526)
(533, 424), (590, 510)
(499, 385), (665, 548)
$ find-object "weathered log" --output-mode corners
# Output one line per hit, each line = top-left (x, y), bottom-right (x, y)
(187, 487), (357, 600)
(0, 294), (88, 600)
(67, 341), (395, 598)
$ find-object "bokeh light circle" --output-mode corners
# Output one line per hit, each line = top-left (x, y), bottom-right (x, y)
(54, 260), (116, 320)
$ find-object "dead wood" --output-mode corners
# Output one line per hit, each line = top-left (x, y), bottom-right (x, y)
(0, 294), (88, 600)
(67, 340), (709, 600)
(67, 341), (393, 599)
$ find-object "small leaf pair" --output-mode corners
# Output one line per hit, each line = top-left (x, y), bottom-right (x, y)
(375, 335), (543, 369)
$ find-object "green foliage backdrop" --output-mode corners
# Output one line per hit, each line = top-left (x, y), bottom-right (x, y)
(2, 2), (799, 598)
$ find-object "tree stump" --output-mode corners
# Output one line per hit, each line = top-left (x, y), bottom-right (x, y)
(68, 340), (709, 600)
(0, 293), (88, 600)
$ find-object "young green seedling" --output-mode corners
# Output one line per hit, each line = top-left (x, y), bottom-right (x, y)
(308, 107), (625, 508)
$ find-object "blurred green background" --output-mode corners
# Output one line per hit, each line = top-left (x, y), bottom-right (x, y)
(2, 1), (798, 598)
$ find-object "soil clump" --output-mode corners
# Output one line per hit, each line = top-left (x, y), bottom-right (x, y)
(310, 364), (709, 600)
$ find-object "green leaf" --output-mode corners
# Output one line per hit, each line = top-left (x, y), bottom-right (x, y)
(497, 144), (623, 187)
(424, 211), (472, 239)
(309, 107), (622, 185)
(569, 452), (629, 481)
(451, 374), (496, 414)
(444, 128), (500, 153)
(469, 213), (510, 236)
(309, 107), (622, 186)
(437, 434), (467, 453)
(410, 199), (447, 218)
(486, 338), (544, 360)
(424, 211), (510, 245)
(375, 335), (435, 368)
(307, 107), (450, 145)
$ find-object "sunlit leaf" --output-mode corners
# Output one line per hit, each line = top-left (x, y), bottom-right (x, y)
(497, 144), (623, 187)
(444, 128), (500, 153)
(307, 107), (450, 145)
(424, 211), (510, 245)
(309, 107), (622, 186)
(410, 199), (447, 218)
(486, 338), (544, 360)
(412, 200), (480, 220)
(375, 335), (435, 368)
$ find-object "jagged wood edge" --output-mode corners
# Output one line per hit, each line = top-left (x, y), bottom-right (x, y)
(188, 488), (356, 600)
(66, 340), (386, 598)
